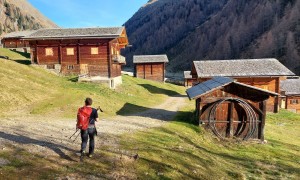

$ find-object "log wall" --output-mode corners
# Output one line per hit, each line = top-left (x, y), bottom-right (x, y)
(135, 63), (165, 82)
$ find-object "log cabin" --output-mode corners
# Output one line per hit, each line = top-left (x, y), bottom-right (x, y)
(1, 31), (34, 52)
(190, 58), (295, 112)
(280, 79), (300, 113)
(186, 77), (279, 141)
(23, 27), (128, 88)
(184, 71), (196, 87)
(133, 55), (168, 82)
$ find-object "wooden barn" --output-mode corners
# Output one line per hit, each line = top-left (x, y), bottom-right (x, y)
(184, 71), (196, 87)
(190, 59), (295, 112)
(280, 79), (300, 113)
(1, 31), (34, 52)
(186, 77), (279, 140)
(23, 27), (128, 88)
(133, 55), (168, 82)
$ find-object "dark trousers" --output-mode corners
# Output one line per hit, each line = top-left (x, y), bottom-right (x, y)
(81, 128), (96, 154)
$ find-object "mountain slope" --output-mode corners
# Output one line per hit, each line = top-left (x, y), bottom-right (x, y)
(124, 0), (300, 75)
(0, 0), (58, 36)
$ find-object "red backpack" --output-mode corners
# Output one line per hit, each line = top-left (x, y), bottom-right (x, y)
(77, 106), (92, 130)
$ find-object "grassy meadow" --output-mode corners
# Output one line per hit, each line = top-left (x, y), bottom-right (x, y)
(0, 48), (185, 118)
(0, 48), (299, 179)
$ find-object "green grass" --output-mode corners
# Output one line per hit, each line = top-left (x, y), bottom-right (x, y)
(0, 48), (185, 118)
(120, 106), (300, 179)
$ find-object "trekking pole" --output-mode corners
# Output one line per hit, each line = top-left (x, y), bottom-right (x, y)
(72, 130), (81, 142)
(69, 128), (79, 139)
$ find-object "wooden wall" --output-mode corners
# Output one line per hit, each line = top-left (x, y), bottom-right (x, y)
(3, 38), (29, 48)
(135, 63), (165, 82)
(198, 77), (280, 113)
(29, 39), (123, 77)
(285, 96), (300, 113)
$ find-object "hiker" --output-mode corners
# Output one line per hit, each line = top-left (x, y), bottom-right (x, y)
(77, 97), (99, 159)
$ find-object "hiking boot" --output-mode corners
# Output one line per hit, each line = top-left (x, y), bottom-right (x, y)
(80, 151), (85, 162)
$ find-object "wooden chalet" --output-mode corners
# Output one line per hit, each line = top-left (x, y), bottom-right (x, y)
(186, 77), (279, 141)
(184, 71), (196, 87)
(280, 79), (300, 113)
(190, 58), (295, 112)
(1, 31), (34, 52)
(23, 27), (128, 88)
(133, 55), (169, 82)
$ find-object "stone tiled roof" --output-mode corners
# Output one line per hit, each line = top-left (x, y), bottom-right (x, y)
(280, 78), (300, 95)
(133, 55), (169, 63)
(193, 58), (295, 77)
(24, 27), (124, 39)
(3, 30), (36, 38)
(184, 71), (192, 79)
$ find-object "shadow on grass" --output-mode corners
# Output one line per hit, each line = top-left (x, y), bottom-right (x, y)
(14, 59), (31, 65)
(68, 76), (79, 82)
(10, 49), (30, 59)
(138, 84), (180, 96)
(0, 131), (77, 162)
(116, 102), (193, 122)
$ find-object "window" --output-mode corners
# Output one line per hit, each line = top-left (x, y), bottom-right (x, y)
(67, 65), (74, 70)
(262, 85), (269, 90)
(91, 47), (98, 55)
(45, 48), (54, 56)
(290, 99), (299, 104)
(66, 48), (74, 55)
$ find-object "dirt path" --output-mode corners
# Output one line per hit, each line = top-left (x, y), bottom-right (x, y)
(0, 95), (187, 164)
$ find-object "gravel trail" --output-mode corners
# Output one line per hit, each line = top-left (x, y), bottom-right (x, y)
(0, 95), (187, 160)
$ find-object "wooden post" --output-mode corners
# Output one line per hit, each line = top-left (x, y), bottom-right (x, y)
(35, 41), (39, 64)
(143, 64), (146, 79)
(258, 100), (266, 140)
(58, 44), (62, 64)
(77, 41), (80, 64)
(226, 101), (234, 138)
(108, 41), (112, 78)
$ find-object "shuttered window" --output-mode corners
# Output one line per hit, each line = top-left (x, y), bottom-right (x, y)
(45, 48), (53, 56)
(91, 47), (98, 55)
(66, 48), (74, 55)
(290, 99), (299, 104)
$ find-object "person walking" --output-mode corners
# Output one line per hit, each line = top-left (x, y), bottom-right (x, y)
(77, 97), (98, 161)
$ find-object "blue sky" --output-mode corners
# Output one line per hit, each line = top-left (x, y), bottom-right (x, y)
(28, 0), (148, 28)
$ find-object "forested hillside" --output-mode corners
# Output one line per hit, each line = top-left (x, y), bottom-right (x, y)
(124, 0), (300, 75)
(0, 0), (57, 36)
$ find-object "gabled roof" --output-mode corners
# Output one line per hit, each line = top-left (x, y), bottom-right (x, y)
(184, 71), (193, 79)
(280, 78), (300, 95)
(193, 58), (295, 77)
(133, 55), (169, 64)
(3, 30), (36, 38)
(186, 77), (279, 100)
(23, 27), (125, 39)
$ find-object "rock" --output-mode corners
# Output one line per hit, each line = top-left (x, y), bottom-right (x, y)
(0, 158), (10, 167)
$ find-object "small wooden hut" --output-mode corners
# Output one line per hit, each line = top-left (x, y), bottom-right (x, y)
(184, 71), (196, 87)
(190, 59), (295, 113)
(186, 77), (279, 140)
(133, 55), (168, 82)
(280, 79), (300, 113)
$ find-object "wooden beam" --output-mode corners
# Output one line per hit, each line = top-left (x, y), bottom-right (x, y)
(226, 101), (234, 138)
(77, 40), (80, 64)
(258, 100), (266, 140)
(108, 41), (112, 78)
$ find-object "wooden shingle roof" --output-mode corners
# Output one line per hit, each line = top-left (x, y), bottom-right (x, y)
(133, 55), (169, 64)
(193, 58), (295, 77)
(24, 27), (124, 39)
(186, 77), (279, 100)
(280, 79), (300, 95)
(3, 30), (36, 38)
